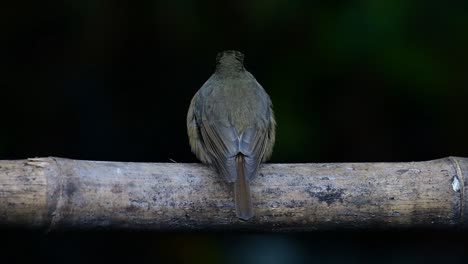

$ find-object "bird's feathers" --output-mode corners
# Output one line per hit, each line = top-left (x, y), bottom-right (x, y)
(187, 74), (275, 183)
(186, 51), (275, 220)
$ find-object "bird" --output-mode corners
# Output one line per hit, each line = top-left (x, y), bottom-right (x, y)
(187, 50), (276, 220)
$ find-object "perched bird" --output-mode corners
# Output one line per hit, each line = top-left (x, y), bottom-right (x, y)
(187, 50), (276, 220)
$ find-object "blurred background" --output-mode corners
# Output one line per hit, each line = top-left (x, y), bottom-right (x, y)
(1, 0), (468, 263)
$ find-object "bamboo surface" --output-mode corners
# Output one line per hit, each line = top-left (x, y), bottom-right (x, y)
(0, 157), (466, 231)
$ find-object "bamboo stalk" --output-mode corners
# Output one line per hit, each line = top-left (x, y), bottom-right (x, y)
(0, 157), (466, 231)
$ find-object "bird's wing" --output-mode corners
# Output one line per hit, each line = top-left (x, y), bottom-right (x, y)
(239, 126), (269, 180)
(187, 95), (211, 164)
(200, 119), (239, 182)
(238, 90), (276, 180)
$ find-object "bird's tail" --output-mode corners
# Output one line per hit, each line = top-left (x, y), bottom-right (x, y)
(234, 154), (254, 220)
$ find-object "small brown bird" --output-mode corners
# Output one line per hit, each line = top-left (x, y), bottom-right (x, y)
(187, 50), (276, 220)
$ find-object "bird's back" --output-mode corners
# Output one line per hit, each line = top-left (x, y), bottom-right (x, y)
(193, 71), (273, 182)
(202, 73), (271, 135)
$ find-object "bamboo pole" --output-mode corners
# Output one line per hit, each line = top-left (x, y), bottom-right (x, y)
(0, 157), (466, 231)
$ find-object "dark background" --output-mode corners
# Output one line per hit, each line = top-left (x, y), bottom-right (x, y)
(1, 0), (468, 263)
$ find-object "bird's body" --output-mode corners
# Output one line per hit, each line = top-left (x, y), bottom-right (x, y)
(187, 50), (275, 220)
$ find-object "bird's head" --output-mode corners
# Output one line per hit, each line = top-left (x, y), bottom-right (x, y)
(216, 50), (245, 72)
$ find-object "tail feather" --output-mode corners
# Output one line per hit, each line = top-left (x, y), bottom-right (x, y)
(234, 155), (254, 220)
